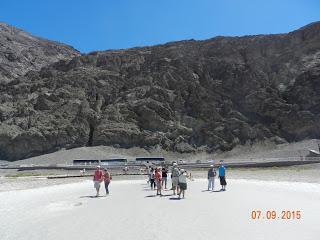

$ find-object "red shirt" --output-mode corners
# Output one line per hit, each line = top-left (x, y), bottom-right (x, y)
(93, 169), (103, 181)
(155, 171), (162, 181)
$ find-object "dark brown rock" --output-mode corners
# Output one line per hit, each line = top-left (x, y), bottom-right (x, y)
(0, 22), (80, 83)
(1, 22), (320, 160)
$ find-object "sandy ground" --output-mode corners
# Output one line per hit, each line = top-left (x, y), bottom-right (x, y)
(1, 178), (320, 240)
(1, 139), (319, 239)
(220, 139), (320, 159)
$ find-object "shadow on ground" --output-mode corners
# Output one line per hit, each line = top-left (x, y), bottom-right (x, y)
(80, 195), (107, 198)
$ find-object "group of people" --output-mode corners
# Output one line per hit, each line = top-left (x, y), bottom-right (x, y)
(147, 163), (190, 199)
(93, 166), (112, 197)
(92, 161), (227, 198)
(147, 167), (165, 195)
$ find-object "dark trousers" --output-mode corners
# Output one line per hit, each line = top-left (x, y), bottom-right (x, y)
(219, 176), (227, 186)
(104, 181), (110, 194)
(150, 179), (155, 189)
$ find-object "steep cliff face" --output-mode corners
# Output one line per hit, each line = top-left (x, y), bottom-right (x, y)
(0, 22), (320, 160)
(0, 22), (80, 83)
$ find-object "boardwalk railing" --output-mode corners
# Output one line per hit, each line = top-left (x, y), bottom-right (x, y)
(1, 157), (320, 171)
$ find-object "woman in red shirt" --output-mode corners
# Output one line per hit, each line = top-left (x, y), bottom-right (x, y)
(155, 168), (162, 196)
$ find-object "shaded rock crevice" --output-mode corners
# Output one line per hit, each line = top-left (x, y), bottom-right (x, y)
(87, 124), (95, 147)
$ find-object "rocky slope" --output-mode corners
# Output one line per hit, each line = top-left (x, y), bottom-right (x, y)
(0, 22), (80, 83)
(0, 22), (320, 160)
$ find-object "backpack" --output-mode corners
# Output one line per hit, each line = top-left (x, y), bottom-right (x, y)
(172, 168), (180, 177)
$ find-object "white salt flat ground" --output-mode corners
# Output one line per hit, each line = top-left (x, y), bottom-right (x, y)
(1, 178), (320, 240)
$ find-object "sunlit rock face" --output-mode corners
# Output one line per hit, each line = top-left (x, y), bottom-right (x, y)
(0, 22), (80, 84)
(0, 22), (320, 160)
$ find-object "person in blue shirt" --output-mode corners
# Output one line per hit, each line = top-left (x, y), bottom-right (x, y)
(218, 161), (227, 191)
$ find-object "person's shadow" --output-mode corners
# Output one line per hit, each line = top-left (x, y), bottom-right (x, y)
(145, 193), (173, 198)
(145, 195), (158, 198)
(160, 194), (173, 197)
(201, 189), (224, 193)
(80, 195), (106, 198)
(169, 197), (181, 200)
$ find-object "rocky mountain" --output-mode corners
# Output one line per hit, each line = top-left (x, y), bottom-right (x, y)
(0, 22), (320, 160)
(0, 22), (80, 83)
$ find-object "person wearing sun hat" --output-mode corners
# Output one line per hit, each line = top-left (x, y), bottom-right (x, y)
(171, 162), (180, 195)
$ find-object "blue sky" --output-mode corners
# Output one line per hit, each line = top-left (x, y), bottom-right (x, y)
(0, 0), (319, 53)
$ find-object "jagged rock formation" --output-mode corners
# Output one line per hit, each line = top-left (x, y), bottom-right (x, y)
(0, 22), (320, 160)
(0, 22), (80, 83)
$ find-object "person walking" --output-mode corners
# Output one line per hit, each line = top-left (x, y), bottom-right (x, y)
(150, 168), (156, 190)
(178, 169), (188, 199)
(93, 166), (103, 197)
(161, 167), (168, 189)
(171, 163), (180, 195)
(207, 165), (216, 191)
(147, 166), (151, 184)
(155, 168), (163, 196)
(123, 165), (129, 174)
(218, 161), (227, 191)
(103, 168), (112, 195)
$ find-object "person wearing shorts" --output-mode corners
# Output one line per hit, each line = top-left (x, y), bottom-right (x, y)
(178, 169), (188, 199)
(155, 168), (162, 196)
(171, 163), (180, 195)
(93, 166), (103, 197)
(218, 161), (227, 191)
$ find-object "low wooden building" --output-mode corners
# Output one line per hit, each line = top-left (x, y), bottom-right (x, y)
(100, 158), (127, 166)
(73, 159), (99, 165)
(135, 157), (165, 164)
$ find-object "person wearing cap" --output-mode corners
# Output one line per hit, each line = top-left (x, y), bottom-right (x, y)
(207, 164), (216, 191)
(218, 161), (227, 191)
(93, 166), (103, 197)
(103, 168), (112, 195)
(171, 163), (180, 195)
(178, 169), (188, 199)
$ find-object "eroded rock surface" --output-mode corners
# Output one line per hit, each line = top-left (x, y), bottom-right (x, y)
(0, 22), (320, 160)
(0, 22), (80, 83)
